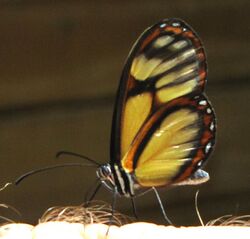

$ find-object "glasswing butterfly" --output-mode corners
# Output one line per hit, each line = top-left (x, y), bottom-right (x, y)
(97, 18), (215, 196)
(15, 18), (216, 224)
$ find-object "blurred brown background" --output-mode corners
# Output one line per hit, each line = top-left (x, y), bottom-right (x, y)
(0, 1), (249, 225)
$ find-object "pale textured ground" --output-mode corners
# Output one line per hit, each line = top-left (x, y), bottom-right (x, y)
(1, 222), (250, 239)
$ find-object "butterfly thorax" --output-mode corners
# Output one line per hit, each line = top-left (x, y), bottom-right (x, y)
(97, 163), (138, 197)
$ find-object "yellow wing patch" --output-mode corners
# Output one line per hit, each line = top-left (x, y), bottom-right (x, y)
(156, 78), (197, 103)
(134, 109), (200, 187)
(155, 62), (197, 89)
(153, 35), (174, 48)
(131, 55), (162, 81)
(135, 159), (184, 187)
(121, 92), (152, 158)
(151, 48), (196, 77)
(169, 40), (188, 51)
(131, 51), (190, 81)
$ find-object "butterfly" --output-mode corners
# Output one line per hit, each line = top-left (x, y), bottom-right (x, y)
(15, 18), (216, 224)
(94, 18), (216, 220)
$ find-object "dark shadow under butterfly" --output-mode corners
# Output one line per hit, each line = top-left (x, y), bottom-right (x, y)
(16, 18), (216, 224)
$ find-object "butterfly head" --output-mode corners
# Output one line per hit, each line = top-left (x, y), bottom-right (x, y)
(96, 163), (115, 191)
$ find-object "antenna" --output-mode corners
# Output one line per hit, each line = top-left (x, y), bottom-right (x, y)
(56, 150), (101, 166)
(15, 163), (95, 185)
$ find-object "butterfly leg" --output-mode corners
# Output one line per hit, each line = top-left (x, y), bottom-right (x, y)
(84, 178), (102, 205)
(110, 187), (118, 224)
(131, 197), (139, 220)
(152, 187), (173, 225)
(105, 187), (118, 235)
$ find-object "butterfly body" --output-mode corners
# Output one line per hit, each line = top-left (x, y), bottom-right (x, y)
(97, 18), (216, 200)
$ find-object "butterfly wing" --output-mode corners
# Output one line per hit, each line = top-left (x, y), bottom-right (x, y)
(110, 18), (215, 187)
(124, 95), (215, 187)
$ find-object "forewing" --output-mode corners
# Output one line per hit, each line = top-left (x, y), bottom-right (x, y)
(110, 18), (207, 164)
(123, 95), (216, 187)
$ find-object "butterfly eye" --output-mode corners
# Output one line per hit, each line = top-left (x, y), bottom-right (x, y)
(97, 164), (112, 180)
(96, 164), (116, 192)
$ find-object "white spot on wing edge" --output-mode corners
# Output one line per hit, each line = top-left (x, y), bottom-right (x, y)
(206, 108), (212, 114)
(199, 100), (207, 106)
(205, 142), (212, 154)
(197, 161), (202, 167)
(210, 121), (215, 131)
(160, 23), (167, 28)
